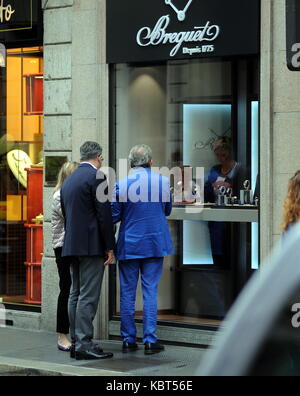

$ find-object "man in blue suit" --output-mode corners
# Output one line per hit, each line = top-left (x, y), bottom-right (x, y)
(61, 141), (115, 361)
(112, 144), (174, 355)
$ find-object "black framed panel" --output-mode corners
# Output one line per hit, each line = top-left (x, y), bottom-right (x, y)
(107, 0), (260, 64)
(0, 0), (43, 48)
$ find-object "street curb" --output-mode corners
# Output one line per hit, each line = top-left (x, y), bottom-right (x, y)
(0, 357), (133, 376)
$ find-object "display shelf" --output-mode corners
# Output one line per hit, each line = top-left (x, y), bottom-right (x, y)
(23, 73), (43, 116)
(24, 168), (43, 305)
(25, 167), (43, 223)
(24, 223), (43, 305)
(168, 206), (259, 223)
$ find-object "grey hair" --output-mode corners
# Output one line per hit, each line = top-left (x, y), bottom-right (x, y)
(80, 141), (102, 161)
(129, 144), (152, 168)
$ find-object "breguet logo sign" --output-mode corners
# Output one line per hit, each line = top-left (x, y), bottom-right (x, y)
(107, 0), (259, 64)
(165, 0), (193, 22)
(0, 0), (33, 33)
(136, 0), (220, 57)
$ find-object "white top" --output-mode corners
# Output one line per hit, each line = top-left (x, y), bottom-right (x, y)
(51, 189), (65, 249)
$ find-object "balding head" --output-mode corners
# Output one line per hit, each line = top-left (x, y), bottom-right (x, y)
(128, 144), (152, 168)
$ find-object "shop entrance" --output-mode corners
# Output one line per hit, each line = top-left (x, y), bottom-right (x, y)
(109, 57), (259, 331)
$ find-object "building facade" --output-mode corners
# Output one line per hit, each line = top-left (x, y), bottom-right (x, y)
(1, 0), (300, 345)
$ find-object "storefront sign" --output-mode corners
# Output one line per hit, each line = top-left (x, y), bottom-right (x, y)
(0, 0), (32, 32)
(286, 0), (300, 71)
(107, 0), (260, 63)
(0, 0), (15, 24)
(0, 0), (42, 47)
(136, 15), (220, 58)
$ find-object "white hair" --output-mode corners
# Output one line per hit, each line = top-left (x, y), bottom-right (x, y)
(129, 144), (152, 168)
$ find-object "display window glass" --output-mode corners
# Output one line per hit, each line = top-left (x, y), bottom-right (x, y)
(0, 46), (43, 310)
(110, 57), (259, 328)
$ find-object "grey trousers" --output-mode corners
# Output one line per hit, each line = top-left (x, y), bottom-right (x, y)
(68, 256), (105, 352)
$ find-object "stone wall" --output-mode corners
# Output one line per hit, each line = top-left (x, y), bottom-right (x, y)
(41, 0), (109, 338)
(260, 0), (300, 263)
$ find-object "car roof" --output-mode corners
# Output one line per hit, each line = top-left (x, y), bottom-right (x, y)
(198, 222), (300, 376)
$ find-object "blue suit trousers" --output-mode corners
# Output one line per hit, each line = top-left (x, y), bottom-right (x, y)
(119, 258), (164, 344)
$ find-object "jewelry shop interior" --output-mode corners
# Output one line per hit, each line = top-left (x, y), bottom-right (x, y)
(107, 0), (260, 339)
(0, 0), (43, 311)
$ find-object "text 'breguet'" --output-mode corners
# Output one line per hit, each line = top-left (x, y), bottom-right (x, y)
(137, 15), (220, 57)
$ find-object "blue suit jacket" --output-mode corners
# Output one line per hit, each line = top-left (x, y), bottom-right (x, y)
(61, 163), (115, 257)
(111, 168), (174, 260)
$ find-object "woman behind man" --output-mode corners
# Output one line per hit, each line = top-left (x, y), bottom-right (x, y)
(51, 161), (79, 351)
(282, 171), (300, 233)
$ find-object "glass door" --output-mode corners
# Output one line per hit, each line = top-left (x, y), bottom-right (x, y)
(110, 57), (259, 328)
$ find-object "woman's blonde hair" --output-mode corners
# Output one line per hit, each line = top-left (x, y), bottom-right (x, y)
(282, 171), (300, 232)
(213, 136), (234, 159)
(54, 161), (79, 193)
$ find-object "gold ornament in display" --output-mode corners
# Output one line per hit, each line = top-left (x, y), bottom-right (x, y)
(31, 161), (44, 168)
(32, 214), (44, 224)
(7, 150), (32, 188)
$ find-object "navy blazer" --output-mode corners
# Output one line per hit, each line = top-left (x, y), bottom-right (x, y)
(61, 163), (115, 257)
(111, 168), (174, 261)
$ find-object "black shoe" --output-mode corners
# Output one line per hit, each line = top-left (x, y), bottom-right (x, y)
(91, 343), (104, 354)
(122, 342), (139, 353)
(70, 343), (76, 359)
(75, 350), (114, 361)
(144, 342), (165, 355)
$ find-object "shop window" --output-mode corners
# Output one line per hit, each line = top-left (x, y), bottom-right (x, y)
(0, 47), (43, 310)
(110, 58), (259, 328)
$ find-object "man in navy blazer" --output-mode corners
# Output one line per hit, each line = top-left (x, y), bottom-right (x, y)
(111, 144), (174, 355)
(61, 141), (115, 361)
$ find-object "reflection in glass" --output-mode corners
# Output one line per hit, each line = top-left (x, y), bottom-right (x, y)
(183, 104), (232, 266)
(0, 47), (43, 308)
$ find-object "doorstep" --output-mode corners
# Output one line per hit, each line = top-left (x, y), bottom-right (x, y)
(109, 320), (219, 347)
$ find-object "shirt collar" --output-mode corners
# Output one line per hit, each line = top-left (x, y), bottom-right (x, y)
(80, 162), (98, 170)
(132, 167), (151, 173)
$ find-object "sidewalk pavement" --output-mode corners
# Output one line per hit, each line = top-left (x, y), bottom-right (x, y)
(0, 327), (206, 376)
